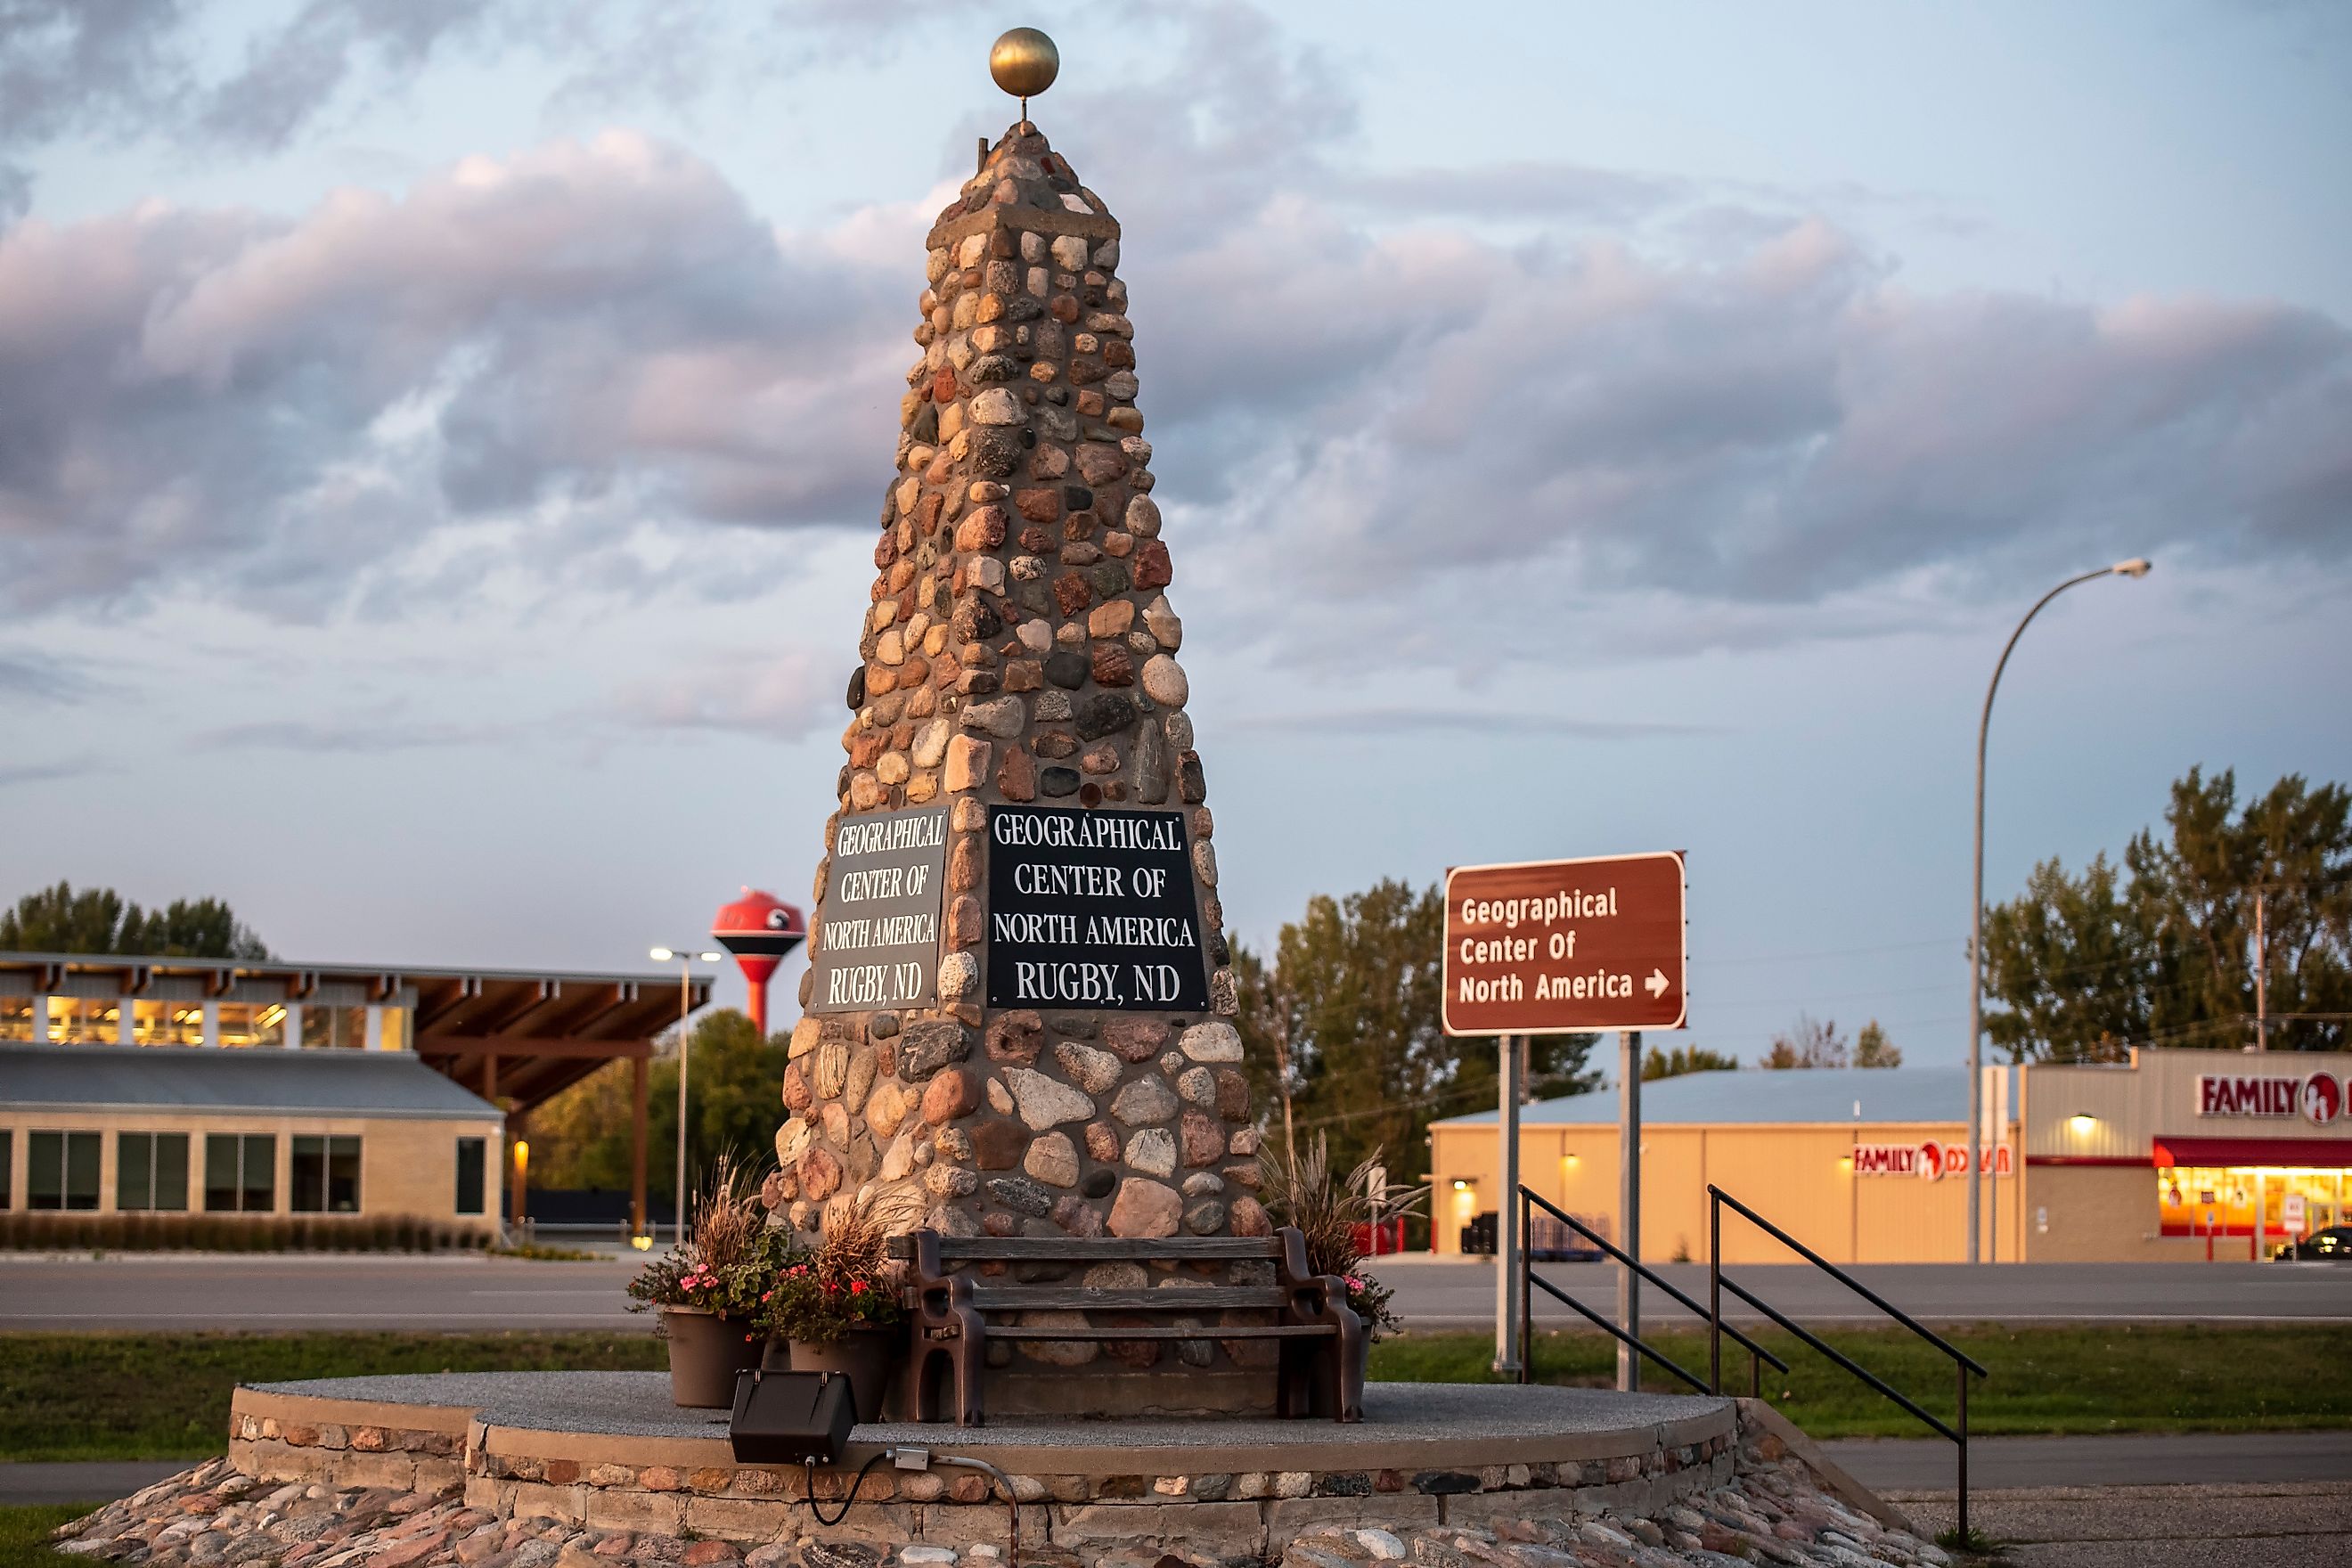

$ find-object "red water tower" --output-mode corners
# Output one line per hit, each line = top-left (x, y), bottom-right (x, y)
(711, 888), (807, 1037)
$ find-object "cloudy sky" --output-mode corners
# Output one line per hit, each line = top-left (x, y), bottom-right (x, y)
(3, 0), (2347, 1068)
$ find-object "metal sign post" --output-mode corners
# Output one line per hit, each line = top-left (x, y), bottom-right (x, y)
(1494, 1033), (1523, 1375)
(1617, 1029), (1642, 1392)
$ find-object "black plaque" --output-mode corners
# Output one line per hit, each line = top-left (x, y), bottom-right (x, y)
(985, 804), (1209, 1011)
(806, 805), (949, 1013)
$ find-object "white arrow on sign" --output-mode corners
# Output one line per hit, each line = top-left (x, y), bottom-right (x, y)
(1645, 968), (1670, 999)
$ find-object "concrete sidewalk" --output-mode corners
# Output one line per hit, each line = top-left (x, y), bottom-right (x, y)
(1892, 1482), (2352, 1567)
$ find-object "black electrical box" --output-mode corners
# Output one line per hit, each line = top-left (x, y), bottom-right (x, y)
(728, 1369), (857, 1465)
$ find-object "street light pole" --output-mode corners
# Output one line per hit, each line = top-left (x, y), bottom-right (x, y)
(1969, 559), (2150, 1263)
(651, 947), (723, 1248)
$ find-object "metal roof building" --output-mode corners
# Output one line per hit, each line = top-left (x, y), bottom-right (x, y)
(2, 951), (709, 1236)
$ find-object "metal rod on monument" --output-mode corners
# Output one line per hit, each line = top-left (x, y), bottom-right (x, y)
(1494, 1033), (1523, 1376)
(1617, 1029), (1642, 1392)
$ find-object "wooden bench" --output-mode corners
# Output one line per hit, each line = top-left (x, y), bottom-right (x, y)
(893, 1229), (1364, 1427)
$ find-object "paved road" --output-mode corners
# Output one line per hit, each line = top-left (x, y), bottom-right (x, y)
(1824, 1429), (2352, 1490)
(0, 1461), (184, 1507)
(2, 1254), (2348, 1331)
(1386, 1256), (2352, 1330)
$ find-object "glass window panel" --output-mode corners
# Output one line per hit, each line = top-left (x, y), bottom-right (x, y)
(241, 1134), (275, 1212)
(29, 1131), (63, 1209)
(46, 997), (120, 1044)
(0, 1130), (12, 1207)
(301, 1006), (366, 1049)
(153, 1133), (188, 1211)
(327, 1137), (361, 1213)
(378, 1008), (411, 1052)
(455, 1139), (486, 1215)
(131, 1001), (206, 1048)
(118, 1133), (153, 1210)
(291, 1136), (325, 1213)
(205, 1135), (241, 1212)
(0, 997), (37, 1042)
(217, 1003), (289, 1050)
(64, 1132), (99, 1210)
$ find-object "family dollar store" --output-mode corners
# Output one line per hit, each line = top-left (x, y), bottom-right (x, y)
(1428, 1049), (2352, 1264)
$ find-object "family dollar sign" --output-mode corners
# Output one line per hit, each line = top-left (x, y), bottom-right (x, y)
(1441, 852), (1687, 1035)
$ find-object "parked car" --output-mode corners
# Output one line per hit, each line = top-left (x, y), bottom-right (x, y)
(2273, 1225), (2352, 1261)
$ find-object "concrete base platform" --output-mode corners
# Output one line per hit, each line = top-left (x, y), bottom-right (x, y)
(225, 1372), (1743, 1552)
(51, 1376), (1950, 1567)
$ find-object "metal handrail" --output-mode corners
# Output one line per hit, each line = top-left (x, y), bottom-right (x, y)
(1515, 1186), (1790, 1398)
(1709, 1184), (1988, 1541)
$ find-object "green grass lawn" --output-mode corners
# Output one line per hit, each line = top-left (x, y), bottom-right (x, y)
(0, 1505), (90, 1568)
(1369, 1323), (2352, 1440)
(0, 1332), (665, 1462)
(4, 1325), (2346, 1461)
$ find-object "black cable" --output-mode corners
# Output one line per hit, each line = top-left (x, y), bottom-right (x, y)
(802, 1452), (890, 1527)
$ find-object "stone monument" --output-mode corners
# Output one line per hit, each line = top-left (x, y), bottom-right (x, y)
(766, 32), (1266, 1412)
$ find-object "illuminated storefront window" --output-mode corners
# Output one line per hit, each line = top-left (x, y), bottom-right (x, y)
(130, 1001), (206, 1047)
(0, 995), (36, 1041)
(46, 997), (121, 1043)
(301, 1006), (368, 1050)
(216, 1003), (290, 1049)
(379, 1007), (412, 1052)
(2160, 1166), (2348, 1237)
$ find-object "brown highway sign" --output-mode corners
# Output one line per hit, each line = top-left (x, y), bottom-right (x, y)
(1442, 852), (1687, 1035)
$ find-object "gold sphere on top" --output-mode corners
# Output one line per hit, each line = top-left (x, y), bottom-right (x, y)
(990, 27), (1059, 100)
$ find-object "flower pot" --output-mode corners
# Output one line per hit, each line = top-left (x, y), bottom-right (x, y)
(788, 1327), (898, 1425)
(661, 1306), (764, 1409)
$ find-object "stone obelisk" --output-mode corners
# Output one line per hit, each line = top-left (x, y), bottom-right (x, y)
(772, 42), (1264, 1389)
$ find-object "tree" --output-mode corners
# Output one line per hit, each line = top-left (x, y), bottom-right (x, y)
(1229, 878), (1597, 1189)
(1, 882), (271, 960)
(527, 1009), (784, 1202)
(1981, 769), (2352, 1058)
(1761, 1013), (1848, 1068)
(1852, 1020), (1901, 1068)
(1643, 1044), (1739, 1081)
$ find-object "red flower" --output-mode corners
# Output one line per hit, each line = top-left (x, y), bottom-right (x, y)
(850, 1280), (868, 1295)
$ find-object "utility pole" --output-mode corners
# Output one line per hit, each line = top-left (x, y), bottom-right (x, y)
(2253, 886), (2269, 1053)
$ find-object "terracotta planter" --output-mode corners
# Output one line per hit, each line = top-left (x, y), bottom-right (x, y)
(661, 1306), (764, 1409)
(787, 1327), (899, 1424)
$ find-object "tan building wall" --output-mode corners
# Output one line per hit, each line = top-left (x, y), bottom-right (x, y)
(1429, 1118), (2025, 1265)
(2, 1107), (503, 1232)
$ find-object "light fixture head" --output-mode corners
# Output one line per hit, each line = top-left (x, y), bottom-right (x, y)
(698, 951), (724, 963)
(1451, 1179), (1471, 1191)
(2112, 558), (2152, 578)
(649, 947), (675, 961)
(2069, 1113), (2098, 1133)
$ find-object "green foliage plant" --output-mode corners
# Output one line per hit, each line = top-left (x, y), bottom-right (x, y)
(1258, 1133), (1425, 1342)
(752, 1203), (901, 1343)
